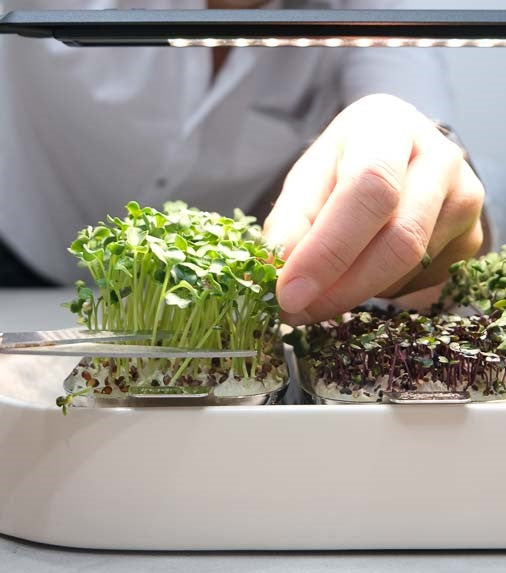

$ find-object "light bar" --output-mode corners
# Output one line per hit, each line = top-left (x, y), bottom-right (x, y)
(0, 10), (505, 48)
(168, 37), (506, 48)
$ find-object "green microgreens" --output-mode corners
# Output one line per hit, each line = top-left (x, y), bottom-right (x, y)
(56, 386), (92, 416)
(442, 245), (506, 314)
(64, 201), (284, 388)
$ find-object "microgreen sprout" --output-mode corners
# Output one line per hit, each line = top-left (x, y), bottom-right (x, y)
(60, 201), (286, 406)
(290, 247), (506, 403)
(56, 386), (92, 415)
(442, 245), (506, 314)
(296, 310), (506, 402)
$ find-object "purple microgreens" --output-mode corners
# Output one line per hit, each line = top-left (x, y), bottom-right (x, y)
(296, 309), (506, 403)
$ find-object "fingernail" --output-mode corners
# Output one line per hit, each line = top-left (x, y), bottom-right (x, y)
(281, 309), (313, 327)
(278, 277), (319, 314)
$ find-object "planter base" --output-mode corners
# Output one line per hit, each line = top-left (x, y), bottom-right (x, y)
(1, 394), (506, 550)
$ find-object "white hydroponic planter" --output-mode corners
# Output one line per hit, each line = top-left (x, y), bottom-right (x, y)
(2, 378), (506, 550)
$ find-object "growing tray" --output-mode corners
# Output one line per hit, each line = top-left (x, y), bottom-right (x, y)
(2, 341), (506, 550)
(296, 357), (506, 406)
(63, 367), (289, 407)
(61, 345), (295, 408)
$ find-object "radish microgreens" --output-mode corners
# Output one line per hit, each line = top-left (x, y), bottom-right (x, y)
(443, 246), (506, 314)
(65, 201), (284, 387)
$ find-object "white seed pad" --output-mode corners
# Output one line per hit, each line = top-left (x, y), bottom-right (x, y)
(69, 356), (287, 399)
(313, 374), (505, 403)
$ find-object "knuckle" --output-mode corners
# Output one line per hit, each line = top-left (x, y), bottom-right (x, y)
(462, 223), (484, 258)
(467, 177), (486, 212)
(444, 140), (465, 166)
(382, 216), (429, 270)
(315, 234), (353, 276)
(454, 186), (485, 221)
(353, 161), (402, 219)
(448, 175), (485, 225)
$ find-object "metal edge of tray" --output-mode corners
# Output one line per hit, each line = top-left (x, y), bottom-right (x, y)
(63, 346), (296, 408)
(295, 358), (379, 406)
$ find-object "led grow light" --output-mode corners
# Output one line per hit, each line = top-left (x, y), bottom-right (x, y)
(165, 36), (506, 48)
(0, 10), (505, 48)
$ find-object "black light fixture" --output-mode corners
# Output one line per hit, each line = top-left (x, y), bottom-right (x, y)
(0, 9), (506, 48)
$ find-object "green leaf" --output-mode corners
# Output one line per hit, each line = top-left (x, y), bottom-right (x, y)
(149, 240), (170, 264)
(487, 314), (506, 330)
(114, 260), (133, 278)
(166, 249), (186, 263)
(126, 201), (142, 219)
(92, 226), (111, 241)
(69, 238), (86, 255)
(107, 241), (126, 256)
(359, 312), (372, 324)
(174, 234), (188, 252)
(205, 223), (225, 238)
(165, 292), (193, 309)
(77, 287), (94, 301)
(126, 227), (146, 248)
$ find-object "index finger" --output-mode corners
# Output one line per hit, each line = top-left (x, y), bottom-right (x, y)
(276, 111), (415, 315)
(264, 121), (344, 257)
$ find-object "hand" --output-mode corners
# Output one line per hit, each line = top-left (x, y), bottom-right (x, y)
(264, 94), (485, 325)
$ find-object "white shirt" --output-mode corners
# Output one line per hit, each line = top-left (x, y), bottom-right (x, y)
(0, 0), (453, 283)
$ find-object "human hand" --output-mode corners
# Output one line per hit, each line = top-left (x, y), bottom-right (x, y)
(264, 94), (485, 325)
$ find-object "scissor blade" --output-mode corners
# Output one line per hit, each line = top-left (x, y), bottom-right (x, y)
(0, 328), (175, 348)
(0, 342), (256, 360)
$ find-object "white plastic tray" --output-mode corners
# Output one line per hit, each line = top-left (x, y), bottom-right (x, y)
(2, 393), (506, 550)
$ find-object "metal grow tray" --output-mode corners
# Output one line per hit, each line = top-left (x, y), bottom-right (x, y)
(296, 355), (506, 406)
(54, 338), (296, 407)
(62, 352), (292, 408)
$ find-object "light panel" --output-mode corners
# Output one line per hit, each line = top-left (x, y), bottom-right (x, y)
(0, 10), (505, 48)
(166, 37), (506, 48)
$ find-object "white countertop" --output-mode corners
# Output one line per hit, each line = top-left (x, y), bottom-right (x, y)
(1, 289), (506, 570)
(2, 534), (506, 573)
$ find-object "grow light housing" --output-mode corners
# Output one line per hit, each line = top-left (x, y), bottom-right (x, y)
(0, 9), (505, 48)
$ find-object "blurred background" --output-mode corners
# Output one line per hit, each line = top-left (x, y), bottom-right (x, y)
(411, 0), (505, 172)
(0, 1), (502, 166)
(0, 0), (503, 193)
